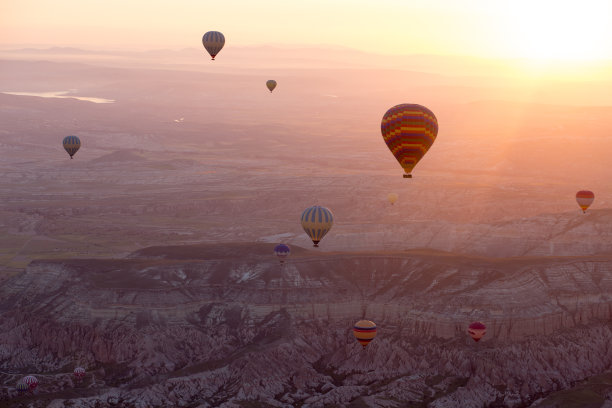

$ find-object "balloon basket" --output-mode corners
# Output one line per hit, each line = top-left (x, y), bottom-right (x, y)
(403, 174), (412, 178)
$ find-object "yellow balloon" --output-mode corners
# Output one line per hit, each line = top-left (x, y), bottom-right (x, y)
(300, 206), (333, 247)
(387, 193), (398, 205)
(353, 320), (377, 349)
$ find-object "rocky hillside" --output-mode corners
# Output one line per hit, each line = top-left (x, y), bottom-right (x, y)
(2, 243), (612, 407)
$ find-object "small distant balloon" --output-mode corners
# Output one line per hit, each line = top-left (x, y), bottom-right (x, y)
(576, 190), (594, 213)
(468, 321), (486, 342)
(387, 193), (398, 205)
(74, 367), (86, 380)
(301, 206), (334, 247)
(381, 104), (438, 178)
(62, 135), (81, 159)
(202, 31), (225, 60)
(274, 244), (290, 264)
(16, 383), (29, 394)
(266, 80), (277, 93)
(353, 320), (377, 349)
(22, 375), (38, 391)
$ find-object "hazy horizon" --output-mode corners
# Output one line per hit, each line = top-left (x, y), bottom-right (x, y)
(3, 0), (612, 60)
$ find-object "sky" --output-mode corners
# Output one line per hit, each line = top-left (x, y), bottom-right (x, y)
(2, 0), (612, 61)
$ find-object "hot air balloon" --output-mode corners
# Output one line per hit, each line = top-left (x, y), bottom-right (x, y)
(387, 193), (398, 205)
(16, 382), (29, 394)
(301, 206), (334, 247)
(62, 135), (81, 159)
(381, 104), (438, 178)
(576, 190), (594, 213)
(202, 31), (225, 60)
(468, 321), (486, 342)
(22, 375), (38, 391)
(353, 320), (377, 349)
(266, 80), (277, 93)
(274, 244), (290, 264)
(74, 367), (86, 381)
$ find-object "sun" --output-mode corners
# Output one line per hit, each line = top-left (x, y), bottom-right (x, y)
(501, 0), (612, 61)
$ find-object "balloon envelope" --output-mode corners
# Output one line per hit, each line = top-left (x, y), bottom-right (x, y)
(301, 206), (334, 247)
(387, 193), (398, 205)
(274, 244), (290, 262)
(16, 383), (29, 393)
(23, 375), (38, 390)
(576, 190), (594, 213)
(353, 320), (377, 348)
(74, 367), (86, 379)
(381, 104), (438, 178)
(266, 80), (277, 93)
(62, 135), (81, 159)
(468, 321), (486, 342)
(202, 31), (225, 60)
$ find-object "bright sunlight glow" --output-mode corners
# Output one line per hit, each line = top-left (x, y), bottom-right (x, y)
(500, 0), (612, 60)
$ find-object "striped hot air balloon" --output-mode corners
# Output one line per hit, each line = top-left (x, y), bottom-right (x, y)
(468, 321), (486, 342)
(353, 320), (377, 349)
(202, 31), (225, 60)
(22, 375), (38, 391)
(74, 367), (86, 380)
(576, 190), (594, 213)
(381, 104), (438, 178)
(387, 193), (398, 205)
(274, 244), (290, 264)
(62, 135), (81, 159)
(15, 382), (29, 394)
(300, 206), (334, 247)
(266, 80), (277, 93)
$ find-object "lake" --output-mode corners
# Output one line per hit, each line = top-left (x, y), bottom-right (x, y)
(1, 90), (115, 104)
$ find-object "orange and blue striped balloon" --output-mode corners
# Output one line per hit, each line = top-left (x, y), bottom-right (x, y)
(62, 135), (81, 159)
(353, 320), (377, 349)
(576, 190), (594, 213)
(381, 104), (438, 178)
(300, 206), (333, 247)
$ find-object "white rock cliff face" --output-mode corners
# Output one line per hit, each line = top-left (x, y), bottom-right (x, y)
(2, 243), (612, 407)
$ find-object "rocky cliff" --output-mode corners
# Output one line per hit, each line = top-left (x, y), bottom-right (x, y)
(1, 243), (612, 407)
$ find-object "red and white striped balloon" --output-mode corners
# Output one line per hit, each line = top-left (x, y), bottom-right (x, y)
(23, 375), (38, 390)
(576, 190), (594, 213)
(74, 367), (86, 379)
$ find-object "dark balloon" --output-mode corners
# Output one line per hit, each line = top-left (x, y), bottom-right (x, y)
(274, 244), (290, 263)
(62, 135), (81, 159)
(266, 80), (277, 93)
(202, 31), (225, 60)
(16, 383), (29, 394)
